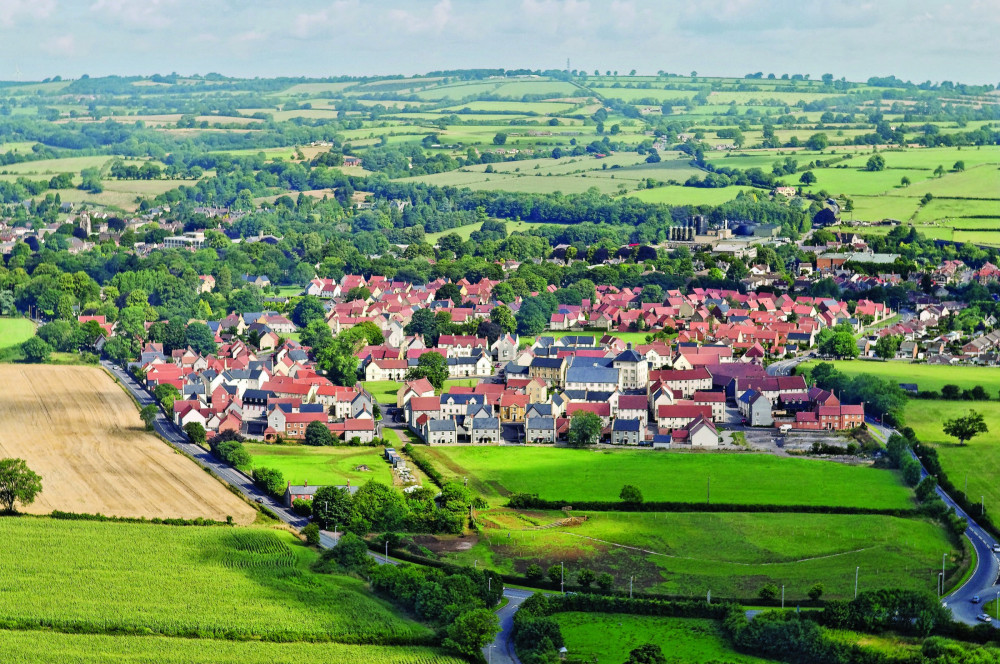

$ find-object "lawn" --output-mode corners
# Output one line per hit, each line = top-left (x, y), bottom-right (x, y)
(905, 399), (1000, 518)
(0, 518), (430, 642)
(364, 379), (404, 404)
(556, 613), (776, 664)
(0, 318), (34, 349)
(798, 360), (1000, 394)
(519, 330), (656, 347)
(245, 443), (394, 487)
(0, 630), (466, 664)
(437, 509), (958, 598)
(421, 446), (914, 509)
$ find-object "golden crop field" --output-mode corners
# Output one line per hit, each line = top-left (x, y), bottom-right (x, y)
(0, 365), (255, 524)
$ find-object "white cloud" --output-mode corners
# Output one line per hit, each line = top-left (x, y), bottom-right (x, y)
(386, 0), (455, 34)
(0, 0), (56, 27)
(90, 0), (178, 29)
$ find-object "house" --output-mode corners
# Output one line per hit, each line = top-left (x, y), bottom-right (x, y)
(616, 394), (649, 427)
(564, 363), (619, 392)
(365, 358), (409, 381)
(406, 396), (441, 430)
(738, 390), (774, 427)
(332, 418), (376, 444)
(611, 418), (642, 445)
(612, 345), (648, 390)
(656, 404), (712, 429)
(491, 334), (520, 363)
(283, 482), (359, 508)
(446, 352), (493, 378)
(529, 356), (567, 385)
(685, 416), (720, 448)
(650, 368), (713, 398)
(424, 418), (458, 445)
(198, 275), (216, 293)
(396, 378), (435, 408)
(470, 417), (502, 444)
(692, 391), (726, 422)
(525, 416), (557, 443)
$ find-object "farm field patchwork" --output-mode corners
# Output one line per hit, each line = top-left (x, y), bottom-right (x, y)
(0, 518), (431, 642)
(244, 443), (394, 487)
(0, 365), (256, 524)
(421, 446), (914, 509)
(0, 630), (466, 664)
(434, 509), (958, 598)
(554, 613), (778, 664)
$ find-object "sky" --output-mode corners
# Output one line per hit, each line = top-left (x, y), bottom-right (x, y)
(0, 0), (994, 85)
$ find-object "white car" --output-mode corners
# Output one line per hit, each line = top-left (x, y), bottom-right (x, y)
(992, 544), (1000, 553)
(977, 613), (992, 623)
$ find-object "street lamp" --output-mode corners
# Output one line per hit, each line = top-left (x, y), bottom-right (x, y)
(561, 562), (564, 594)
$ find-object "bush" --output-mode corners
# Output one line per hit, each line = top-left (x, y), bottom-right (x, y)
(808, 583), (824, 601)
(525, 564), (543, 581)
(252, 466), (286, 498)
(758, 584), (779, 600)
(301, 523), (320, 546)
(292, 498), (312, 517)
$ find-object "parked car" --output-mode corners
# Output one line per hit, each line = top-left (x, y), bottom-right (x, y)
(972, 595), (981, 603)
(977, 613), (992, 623)
(992, 543), (1000, 553)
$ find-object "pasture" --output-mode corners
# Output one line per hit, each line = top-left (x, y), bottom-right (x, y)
(905, 399), (1000, 518)
(244, 443), (393, 487)
(555, 613), (777, 664)
(0, 365), (256, 524)
(439, 509), (958, 598)
(0, 630), (467, 664)
(0, 318), (35, 349)
(421, 446), (914, 509)
(797, 360), (1000, 394)
(0, 518), (430, 642)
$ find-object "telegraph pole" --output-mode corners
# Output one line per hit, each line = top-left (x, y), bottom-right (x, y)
(561, 562), (564, 594)
(855, 567), (859, 599)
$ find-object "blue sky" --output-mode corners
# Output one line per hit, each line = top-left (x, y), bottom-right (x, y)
(0, 0), (994, 84)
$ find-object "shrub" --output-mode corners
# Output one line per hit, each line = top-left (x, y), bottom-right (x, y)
(758, 584), (778, 600)
(292, 498), (312, 517)
(525, 564), (543, 581)
(301, 523), (320, 546)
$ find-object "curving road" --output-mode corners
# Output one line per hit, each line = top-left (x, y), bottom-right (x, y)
(102, 360), (528, 656)
(867, 417), (1000, 626)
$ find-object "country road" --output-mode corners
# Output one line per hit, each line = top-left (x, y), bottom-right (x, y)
(867, 417), (1000, 627)
(102, 360), (526, 660)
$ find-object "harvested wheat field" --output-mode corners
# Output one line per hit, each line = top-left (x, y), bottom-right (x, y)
(0, 365), (256, 524)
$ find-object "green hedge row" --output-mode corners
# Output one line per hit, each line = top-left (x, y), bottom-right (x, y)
(48, 510), (232, 527)
(402, 443), (445, 489)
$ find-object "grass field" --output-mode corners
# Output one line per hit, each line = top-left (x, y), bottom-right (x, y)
(0, 630), (466, 664)
(421, 446), (914, 509)
(0, 365), (256, 523)
(0, 517), (430, 642)
(555, 613), (777, 663)
(437, 509), (958, 598)
(905, 399), (1000, 518)
(798, 360), (1000, 394)
(245, 443), (394, 487)
(0, 318), (34, 349)
(519, 330), (655, 346)
(364, 379), (404, 403)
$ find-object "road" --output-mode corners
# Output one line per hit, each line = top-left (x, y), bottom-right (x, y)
(766, 354), (812, 377)
(867, 417), (1000, 626)
(103, 360), (527, 658)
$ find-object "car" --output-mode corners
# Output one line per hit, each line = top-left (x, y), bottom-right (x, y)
(993, 544), (1000, 553)
(972, 595), (981, 603)
(978, 613), (992, 623)
(255, 497), (264, 504)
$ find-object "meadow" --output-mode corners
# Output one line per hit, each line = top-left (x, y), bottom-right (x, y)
(554, 613), (778, 664)
(245, 443), (394, 487)
(438, 509), (958, 598)
(421, 446), (914, 509)
(798, 360), (1000, 394)
(904, 399), (1000, 519)
(0, 630), (466, 664)
(364, 379), (405, 403)
(0, 517), (430, 643)
(0, 318), (35, 349)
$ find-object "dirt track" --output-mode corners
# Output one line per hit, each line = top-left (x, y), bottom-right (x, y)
(0, 365), (256, 524)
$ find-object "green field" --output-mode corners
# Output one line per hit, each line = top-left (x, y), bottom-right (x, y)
(520, 330), (655, 346)
(245, 443), (394, 487)
(905, 399), (1000, 518)
(798, 360), (1000, 394)
(438, 509), (957, 598)
(364, 379), (405, 403)
(0, 630), (465, 664)
(0, 517), (428, 642)
(0, 318), (35, 349)
(555, 613), (777, 664)
(422, 446), (914, 509)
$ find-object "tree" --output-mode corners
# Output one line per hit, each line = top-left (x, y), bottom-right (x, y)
(915, 475), (938, 502)
(490, 304), (516, 334)
(345, 286), (371, 302)
(865, 154), (886, 171)
(808, 583), (825, 600)
(525, 563), (543, 581)
(516, 298), (551, 336)
(819, 330), (858, 359)
(624, 644), (667, 664)
(405, 351), (449, 390)
(758, 583), (779, 600)
(185, 322), (217, 356)
(184, 422), (207, 446)
(941, 384), (961, 400)
(301, 523), (320, 546)
(547, 564), (563, 585)
(140, 404), (158, 430)
(576, 568), (595, 588)
(304, 420), (335, 446)
(0, 458), (42, 513)
(154, 383), (180, 411)
(435, 283), (463, 305)
(568, 410), (602, 448)
(620, 484), (644, 504)
(312, 485), (353, 529)
(953, 160), (966, 172)
(20, 337), (51, 363)
(873, 335), (902, 361)
(325, 531), (371, 570)
(799, 171), (816, 185)
(943, 410), (988, 446)
(443, 608), (500, 658)
(493, 133), (507, 145)
(596, 572), (614, 592)
(900, 176), (911, 187)
(292, 295), (326, 328)
(805, 133), (828, 151)
(934, 164), (946, 177)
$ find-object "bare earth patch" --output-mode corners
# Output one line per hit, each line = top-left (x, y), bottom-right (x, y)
(0, 365), (255, 524)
